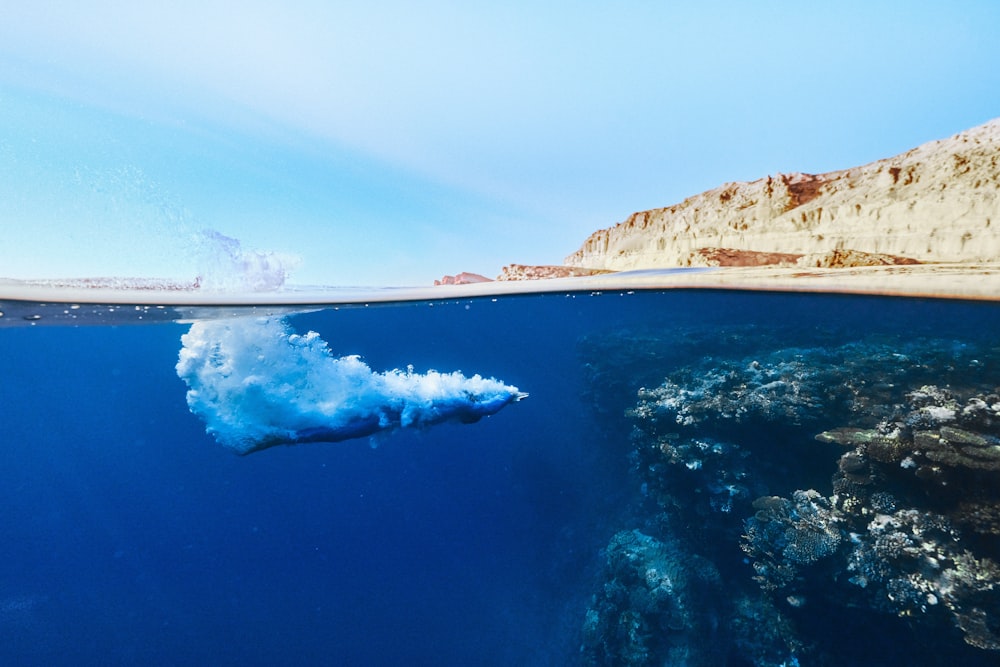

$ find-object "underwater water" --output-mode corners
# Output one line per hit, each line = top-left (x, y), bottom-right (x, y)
(1, 289), (999, 666)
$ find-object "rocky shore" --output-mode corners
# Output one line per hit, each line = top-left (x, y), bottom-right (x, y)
(565, 118), (1000, 272)
(435, 119), (1000, 301)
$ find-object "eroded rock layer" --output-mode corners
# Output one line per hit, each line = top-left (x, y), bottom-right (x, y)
(566, 119), (1000, 271)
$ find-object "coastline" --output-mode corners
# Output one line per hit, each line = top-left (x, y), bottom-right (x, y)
(2, 263), (1000, 318)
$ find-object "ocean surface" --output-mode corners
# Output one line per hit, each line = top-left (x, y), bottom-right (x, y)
(1, 289), (999, 666)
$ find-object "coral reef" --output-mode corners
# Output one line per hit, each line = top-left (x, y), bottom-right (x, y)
(628, 338), (993, 433)
(742, 491), (843, 592)
(817, 386), (1000, 650)
(582, 528), (801, 666)
(581, 327), (1000, 664)
(580, 529), (724, 666)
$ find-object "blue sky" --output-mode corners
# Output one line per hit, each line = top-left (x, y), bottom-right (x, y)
(1, 1), (998, 286)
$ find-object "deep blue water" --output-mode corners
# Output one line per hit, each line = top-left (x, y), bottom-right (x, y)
(1, 290), (999, 665)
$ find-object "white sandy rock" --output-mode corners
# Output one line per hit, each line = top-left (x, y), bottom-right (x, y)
(566, 119), (1000, 271)
(496, 264), (612, 281)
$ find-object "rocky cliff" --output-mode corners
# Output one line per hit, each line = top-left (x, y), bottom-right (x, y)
(566, 119), (1000, 270)
(496, 264), (612, 281)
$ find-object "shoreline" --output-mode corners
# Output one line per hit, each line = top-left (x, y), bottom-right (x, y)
(1, 263), (1000, 312)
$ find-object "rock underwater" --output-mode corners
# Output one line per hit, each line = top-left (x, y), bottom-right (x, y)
(579, 327), (1000, 665)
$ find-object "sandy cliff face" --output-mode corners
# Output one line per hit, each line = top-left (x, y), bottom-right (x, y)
(566, 119), (1000, 270)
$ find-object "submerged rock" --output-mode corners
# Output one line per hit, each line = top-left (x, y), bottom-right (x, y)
(583, 329), (1000, 663)
(581, 529), (726, 667)
(744, 383), (1000, 651)
(742, 490), (843, 592)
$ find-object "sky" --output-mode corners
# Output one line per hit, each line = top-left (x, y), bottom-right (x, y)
(1, 1), (998, 287)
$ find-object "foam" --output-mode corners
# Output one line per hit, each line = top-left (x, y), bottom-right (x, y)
(194, 230), (300, 292)
(176, 316), (525, 454)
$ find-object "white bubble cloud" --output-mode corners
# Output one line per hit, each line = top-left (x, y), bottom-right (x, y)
(176, 316), (525, 454)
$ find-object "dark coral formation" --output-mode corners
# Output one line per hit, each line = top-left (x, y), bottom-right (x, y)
(580, 529), (725, 666)
(788, 386), (1000, 650)
(742, 491), (843, 592)
(627, 338), (994, 432)
(580, 328), (1000, 665)
(581, 525), (801, 666)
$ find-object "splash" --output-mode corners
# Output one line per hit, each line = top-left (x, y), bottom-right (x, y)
(176, 317), (526, 454)
(194, 230), (300, 292)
